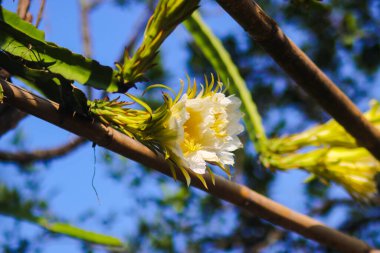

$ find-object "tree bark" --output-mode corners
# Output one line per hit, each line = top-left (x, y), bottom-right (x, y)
(0, 79), (375, 253)
(0, 137), (86, 165)
(216, 0), (380, 162)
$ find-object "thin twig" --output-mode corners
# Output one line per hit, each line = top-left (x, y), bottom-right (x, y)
(35, 0), (46, 28)
(79, 0), (92, 58)
(87, 0), (103, 10)
(309, 198), (354, 216)
(0, 0), (32, 136)
(0, 104), (27, 137)
(0, 79), (375, 253)
(340, 215), (380, 234)
(216, 0), (380, 162)
(78, 0), (104, 99)
(117, 0), (156, 64)
(17, 0), (30, 19)
(79, 0), (93, 99)
(250, 230), (285, 252)
(79, 0), (104, 58)
(17, 0), (32, 22)
(0, 136), (87, 165)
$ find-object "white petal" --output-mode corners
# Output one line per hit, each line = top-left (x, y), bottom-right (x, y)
(217, 151), (235, 165)
(186, 152), (207, 174)
(166, 87), (244, 174)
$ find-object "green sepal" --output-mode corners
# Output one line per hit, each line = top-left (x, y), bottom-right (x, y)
(195, 173), (208, 189)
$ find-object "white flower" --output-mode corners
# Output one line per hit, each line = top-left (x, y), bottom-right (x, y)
(168, 88), (244, 174)
(90, 76), (244, 181)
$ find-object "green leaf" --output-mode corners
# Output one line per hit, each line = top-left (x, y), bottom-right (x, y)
(0, 185), (124, 248)
(37, 219), (124, 247)
(0, 6), (121, 93)
(0, 81), (4, 103)
(0, 51), (62, 101)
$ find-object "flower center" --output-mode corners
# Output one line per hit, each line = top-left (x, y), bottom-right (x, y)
(211, 112), (227, 138)
(181, 106), (203, 154)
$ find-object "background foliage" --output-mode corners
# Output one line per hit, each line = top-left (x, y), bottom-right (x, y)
(1, 0), (380, 252)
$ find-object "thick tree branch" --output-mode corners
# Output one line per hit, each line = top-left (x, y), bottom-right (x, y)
(0, 79), (375, 252)
(0, 137), (86, 165)
(216, 0), (380, 162)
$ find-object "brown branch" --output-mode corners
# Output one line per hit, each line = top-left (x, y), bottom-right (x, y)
(78, 0), (105, 99)
(198, 226), (283, 252)
(79, 0), (94, 99)
(87, 0), (104, 10)
(17, 0), (32, 22)
(117, 1), (155, 64)
(341, 215), (380, 234)
(77, 0), (106, 59)
(250, 229), (285, 252)
(35, 0), (46, 28)
(308, 198), (356, 216)
(0, 1), (32, 136)
(309, 197), (380, 217)
(216, 0), (380, 162)
(79, 0), (92, 58)
(0, 137), (86, 165)
(0, 104), (27, 136)
(1, 79), (376, 252)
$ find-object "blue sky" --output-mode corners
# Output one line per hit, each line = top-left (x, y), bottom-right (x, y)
(0, 1), (368, 252)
